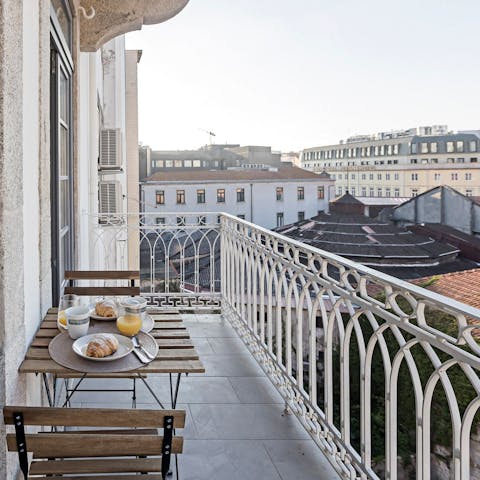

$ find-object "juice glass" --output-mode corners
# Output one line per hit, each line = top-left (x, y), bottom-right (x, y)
(117, 308), (142, 336)
(58, 294), (80, 330)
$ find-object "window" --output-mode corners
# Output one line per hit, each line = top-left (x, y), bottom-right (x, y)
(434, 173), (441, 181)
(447, 158), (455, 163)
(466, 189), (473, 197)
(393, 144), (399, 155)
(155, 217), (165, 225)
(420, 142), (428, 153)
(317, 186), (324, 199)
(386, 173), (390, 180)
(361, 173), (366, 180)
(431, 158), (438, 164)
(184, 160), (192, 168)
(338, 187), (343, 195)
(431, 142), (438, 153)
(174, 160), (183, 168)
(466, 173), (472, 180)
(197, 216), (206, 225)
(297, 186), (305, 200)
(155, 159), (164, 168)
(156, 190), (165, 205)
(193, 160), (201, 167)
(298, 211), (305, 221)
(394, 173), (399, 180)
(197, 189), (205, 204)
(451, 173), (458, 181)
(217, 189), (225, 203)
(411, 189), (418, 197)
(470, 158), (478, 163)
(385, 188), (391, 197)
(377, 188), (382, 196)
(377, 173), (382, 180)
(410, 159), (417, 164)
(457, 158), (465, 163)
(369, 187), (374, 197)
(394, 188), (400, 197)
(411, 143), (417, 154)
(238, 214), (245, 220)
(276, 187), (283, 201)
(276, 212), (284, 227)
(351, 187), (356, 196)
(369, 173), (374, 180)
(165, 160), (173, 168)
(361, 187), (366, 196)
(411, 173), (418, 181)
(236, 188), (245, 202)
(176, 216), (186, 226)
(457, 141), (464, 152)
(470, 140), (477, 152)
(176, 190), (185, 204)
(447, 141), (454, 153)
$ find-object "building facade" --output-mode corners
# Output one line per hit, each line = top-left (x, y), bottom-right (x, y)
(0, 1), (188, 477)
(141, 167), (334, 229)
(140, 144), (281, 180)
(301, 125), (480, 198)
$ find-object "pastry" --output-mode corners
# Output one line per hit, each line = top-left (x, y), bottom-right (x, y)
(95, 301), (116, 318)
(86, 334), (119, 358)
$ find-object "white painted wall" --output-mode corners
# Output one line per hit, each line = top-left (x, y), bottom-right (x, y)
(142, 179), (333, 228)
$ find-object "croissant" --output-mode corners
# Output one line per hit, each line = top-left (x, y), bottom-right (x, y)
(95, 302), (116, 318)
(86, 334), (119, 358)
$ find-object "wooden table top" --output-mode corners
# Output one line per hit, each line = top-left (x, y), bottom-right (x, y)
(19, 308), (205, 376)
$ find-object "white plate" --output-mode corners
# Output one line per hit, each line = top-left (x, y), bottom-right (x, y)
(90, 313), (117, 321)
(72, 334), (133, 362)
(141, 314), (154, 333)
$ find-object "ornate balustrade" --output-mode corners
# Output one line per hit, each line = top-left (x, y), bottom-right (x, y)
(88, 212), (480, 479)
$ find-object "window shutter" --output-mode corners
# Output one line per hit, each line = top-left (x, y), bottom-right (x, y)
(100, 128), (122, 168)
(98, 182), (122, 223)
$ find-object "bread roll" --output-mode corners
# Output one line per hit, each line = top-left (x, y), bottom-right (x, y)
(86, 334), (119, 358)
(95, 301), (116, 318)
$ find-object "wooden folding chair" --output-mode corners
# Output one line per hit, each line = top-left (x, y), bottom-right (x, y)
(64, 270), (140, 297)
(4, 406), (184, 479)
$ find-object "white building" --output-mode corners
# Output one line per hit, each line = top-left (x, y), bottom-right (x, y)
(301, 125), (480, 198)
(141, 166), (334, 229)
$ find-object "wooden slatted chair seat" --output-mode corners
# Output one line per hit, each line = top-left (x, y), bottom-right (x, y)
(4, 406), (184, 480)
(64, 270), (140, 297)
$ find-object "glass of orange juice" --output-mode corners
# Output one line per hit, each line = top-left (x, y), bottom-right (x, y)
(116, 308), (142, 336)
(58, 294), (80, 331)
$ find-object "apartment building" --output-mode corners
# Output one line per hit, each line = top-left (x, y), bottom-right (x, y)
(140, 144), (281, 180)
(301, 125), (480, 198)
(140, 166), (334, 229)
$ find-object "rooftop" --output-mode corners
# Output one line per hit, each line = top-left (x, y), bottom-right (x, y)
(63, 313), (339, 480)
(143, 166), (330, 183)
(410, 268), (480, 310)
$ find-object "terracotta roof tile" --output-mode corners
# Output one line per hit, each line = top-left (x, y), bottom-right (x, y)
(410, 268), (480, 310)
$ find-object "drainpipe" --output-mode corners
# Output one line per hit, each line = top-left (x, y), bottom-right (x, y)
(250, 183), (253, 222)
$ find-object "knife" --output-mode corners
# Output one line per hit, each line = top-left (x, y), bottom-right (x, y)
(132, 345), (150, 363)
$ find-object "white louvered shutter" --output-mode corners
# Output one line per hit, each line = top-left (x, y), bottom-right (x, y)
(99, 181), (120, 214)
(100, 129), (122, 168)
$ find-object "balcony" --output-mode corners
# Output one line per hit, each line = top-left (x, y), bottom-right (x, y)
(77, 213), (480, 479)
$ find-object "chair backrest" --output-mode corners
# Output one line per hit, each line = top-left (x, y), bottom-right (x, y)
(64, 270), (140, 296)
(4, 406), (185, 479)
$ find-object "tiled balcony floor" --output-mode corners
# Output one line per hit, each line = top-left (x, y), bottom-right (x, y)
(66, 314), (339, 480)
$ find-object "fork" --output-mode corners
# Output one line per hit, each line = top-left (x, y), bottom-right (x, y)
(132, 336), (155, 360)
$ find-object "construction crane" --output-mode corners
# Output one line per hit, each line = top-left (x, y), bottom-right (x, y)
(199, 128), (216, 145)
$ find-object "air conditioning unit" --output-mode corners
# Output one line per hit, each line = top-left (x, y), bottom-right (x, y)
(98, 181), (123, 224)
(99, 128), (122, 170)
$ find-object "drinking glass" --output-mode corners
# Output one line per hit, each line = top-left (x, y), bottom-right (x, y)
(58, 294), (80, 329)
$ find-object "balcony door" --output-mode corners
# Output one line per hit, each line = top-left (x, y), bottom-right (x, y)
(50, 4), (74, 305)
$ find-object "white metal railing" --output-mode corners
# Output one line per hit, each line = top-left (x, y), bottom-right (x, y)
(88, 212), (480, 479)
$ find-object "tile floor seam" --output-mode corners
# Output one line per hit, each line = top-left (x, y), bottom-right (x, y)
(261, 441), (285, 480)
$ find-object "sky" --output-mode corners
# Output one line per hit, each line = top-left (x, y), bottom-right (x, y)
(126, 0), (480, 152)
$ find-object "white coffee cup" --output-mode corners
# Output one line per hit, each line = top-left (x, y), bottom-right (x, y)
(65, 306), (91, 339)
